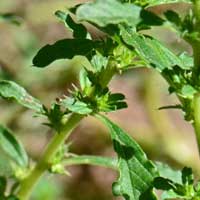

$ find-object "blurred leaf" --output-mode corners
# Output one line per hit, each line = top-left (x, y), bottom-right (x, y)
(33, 39), (99, 67)
(91, 54), (108, 72)
(0, 13), (22, 25)
(164, 10), (181, 27)
(180, 85), (196, 99)
(0, 125), (28, 167)
(161, 190), (183, 200)
(55, 11), (88, 38)
(6, 195), (19, 200)
(0, 176), (6, 194)
(31, 177), (61, 200)
(145, 0), (191, 8)
(0, 80), (43, 112)
(158, 104), (182, 110)
(98, 115), (158, 200)
(154, 177), (176, 191)
(179, 52), (193, 68)
(138, 9), (164, 30)
(120, 26), (191, 72)
(156, 162), (182, 184)
(76, 0), (141, 27)
(181, 167), (193, 185)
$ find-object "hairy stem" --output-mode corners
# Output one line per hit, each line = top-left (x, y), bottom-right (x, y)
(17, 113), (83, 200)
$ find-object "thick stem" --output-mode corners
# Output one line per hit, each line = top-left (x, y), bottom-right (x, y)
(193, 93), (200, 154)
(17, 113), (83, 200)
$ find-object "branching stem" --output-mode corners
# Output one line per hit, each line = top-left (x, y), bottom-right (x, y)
(17, 113), (83, 200)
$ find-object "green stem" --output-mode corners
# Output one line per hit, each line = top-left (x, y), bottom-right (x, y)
(63, 155), (118, 170)
(191, 0), (200, 80)
(191, 0), (200, 155)
(193, 93), (200, 154)
(17, 113), (83, 200)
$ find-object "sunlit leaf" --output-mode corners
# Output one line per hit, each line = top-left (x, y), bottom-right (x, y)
(61, 97), (93, 115)
(98, 115), (158, 200)
(120, 26), (191, 71)
(76, 0), (141, 27)
(0, 80), (43, 112)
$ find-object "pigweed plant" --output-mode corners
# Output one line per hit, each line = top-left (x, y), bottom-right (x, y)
(2, 0), (200, 199)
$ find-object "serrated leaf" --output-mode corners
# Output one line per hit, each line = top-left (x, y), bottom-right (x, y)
(61, 97), (92, 115)
(55, 11), (88, 39)
(33, 39), (99, 68)
(98, 115), (158, 200)
(76, 0), (141, 27)
(0, 125), (28, 167)
(120, 26), (191, 71)
(0, 80), (43, 112)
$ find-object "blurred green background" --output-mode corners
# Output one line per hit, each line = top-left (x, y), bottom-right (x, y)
(0, 0), (199, 199)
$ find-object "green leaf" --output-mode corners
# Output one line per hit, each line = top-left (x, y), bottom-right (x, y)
(91, 54), (108, 72)
(120, 26), (191, 72)
(182, 167), (193, 185)
(76, 0), (141, 27)
(43, 104), (65, 132)
(0, 13), (22, 25)
(164, 10), (181, 27)
(138, 9), (164, 30)
(61, 97), (93, 115)
(156, 162), (182, 184)
(98, 115), (158, 200)
(161, 190), (183, 200)
(0, 80), (43, 112)
(0, 125), (28, 167)
(145, 0), (191, 8)
(0, 176), (6, 194)
(33, 39), (99, 68)
(6, 196), (19, 200)
(55, 11), (88, 39)
(179, 52), (193, 69)
(180, 85), (196, 99)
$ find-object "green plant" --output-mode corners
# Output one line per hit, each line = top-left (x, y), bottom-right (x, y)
(1, 0), (200, 199)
